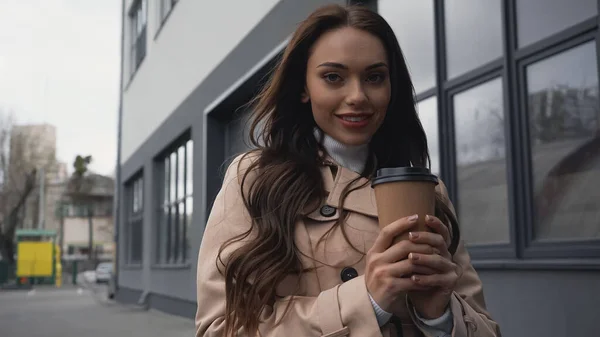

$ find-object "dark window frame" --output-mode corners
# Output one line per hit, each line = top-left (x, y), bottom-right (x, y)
(153, 131), (193, 267)
(517, 32), (600, 259)
(371, 0), (600, 265)
(129, 0), (147, 77)
(125, 173), (144, 266)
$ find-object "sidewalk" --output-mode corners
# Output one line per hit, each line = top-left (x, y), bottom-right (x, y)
(0, 286), (195, 337)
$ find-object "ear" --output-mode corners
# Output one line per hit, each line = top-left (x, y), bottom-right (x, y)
(301, 90), (310, 103)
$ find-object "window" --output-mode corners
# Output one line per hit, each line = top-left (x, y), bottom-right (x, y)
(130, 0), (147, 75)
(417, 97), (440, 175)
(125, 175), (144, 264)
(453, 77), (510, 245)
(517, 0), (597, 47)
(525, 42), (600, 241)
(445, 0), (503, 79)
(160, 0), (178, 22)
(379, 0), (436, 93)
(156, 139), (193, 265)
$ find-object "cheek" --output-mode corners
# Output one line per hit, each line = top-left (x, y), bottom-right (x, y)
(309, 84), (342, 117)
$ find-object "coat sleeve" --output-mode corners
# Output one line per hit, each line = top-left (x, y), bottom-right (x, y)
(195, 154), (383, 337)
(409, 180), (502, 337)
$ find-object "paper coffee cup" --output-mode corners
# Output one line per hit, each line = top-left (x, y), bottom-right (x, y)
(372, 167), (438, 243)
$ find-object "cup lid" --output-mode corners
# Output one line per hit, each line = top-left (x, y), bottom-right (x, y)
(371, 167), (438, 187)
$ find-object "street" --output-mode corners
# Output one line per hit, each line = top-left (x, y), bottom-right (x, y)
(0, 284), (196, 337)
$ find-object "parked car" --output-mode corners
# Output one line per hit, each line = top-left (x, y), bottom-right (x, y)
(95, 262), (113, 283)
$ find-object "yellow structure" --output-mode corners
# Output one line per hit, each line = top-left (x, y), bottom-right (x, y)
(16, 242), (54, 277)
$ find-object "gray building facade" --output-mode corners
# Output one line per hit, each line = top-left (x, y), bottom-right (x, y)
(116, 1), (600, 336)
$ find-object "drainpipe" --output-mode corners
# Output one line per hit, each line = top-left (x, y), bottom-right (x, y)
(113, 0), (126, 296)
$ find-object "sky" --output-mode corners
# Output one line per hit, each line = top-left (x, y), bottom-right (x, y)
(0, 0), (121, 176)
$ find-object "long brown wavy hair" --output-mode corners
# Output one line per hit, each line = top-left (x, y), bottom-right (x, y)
(217, 4), (460, 336)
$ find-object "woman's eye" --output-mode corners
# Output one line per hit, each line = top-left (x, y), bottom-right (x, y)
(367, 73), (385, 83)
(323, 73), (342, 83)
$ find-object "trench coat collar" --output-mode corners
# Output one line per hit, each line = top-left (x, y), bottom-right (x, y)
(318, 154), (378, 219)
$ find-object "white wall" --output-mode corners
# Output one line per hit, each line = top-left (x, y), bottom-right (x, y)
(121, 0), (281, 163)
(63, 216), (114, 250)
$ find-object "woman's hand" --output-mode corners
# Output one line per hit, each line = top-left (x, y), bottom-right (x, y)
(365, 214), (441, 312)
(406, 214), (460, 319)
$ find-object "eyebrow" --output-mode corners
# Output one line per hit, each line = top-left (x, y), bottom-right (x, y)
(317, 62), (388, 71)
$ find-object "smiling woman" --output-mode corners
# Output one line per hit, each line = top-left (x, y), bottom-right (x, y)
(195, 4), (500, 337)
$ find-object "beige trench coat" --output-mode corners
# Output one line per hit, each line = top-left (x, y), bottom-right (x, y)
(196, 153), (501, 337)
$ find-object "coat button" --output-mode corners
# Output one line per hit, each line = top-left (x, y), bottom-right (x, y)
(340, 267), (358, 282)
(320, 205), (336, 217)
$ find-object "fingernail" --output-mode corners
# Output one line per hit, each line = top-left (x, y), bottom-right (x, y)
(409, 232), (419, 239)
(409, 253), (418, 260)
(426, 215), (434, 222)
(412, 275), (420, 282)
(409, 214), (418, 222)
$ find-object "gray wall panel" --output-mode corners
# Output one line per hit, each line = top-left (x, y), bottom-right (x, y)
(479, 270), (600, 336)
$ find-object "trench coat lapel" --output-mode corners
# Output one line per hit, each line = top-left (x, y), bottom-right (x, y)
(321, 158), (378, 218)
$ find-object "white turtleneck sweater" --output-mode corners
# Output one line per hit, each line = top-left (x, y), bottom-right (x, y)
(318, 129), (453, 336)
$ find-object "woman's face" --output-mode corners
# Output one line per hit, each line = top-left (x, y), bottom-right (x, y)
(304, 26), (391, 146)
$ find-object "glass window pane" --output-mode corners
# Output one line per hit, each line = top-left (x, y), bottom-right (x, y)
(453, 77), (510, 244)
(163, 157), (170, 204)
(157, 207), (168, 263)
(178, 146), (185, 200)
(169, 205), (177, 261)
(517, 0), (596, 47)
(379, 0), (436, 93)
(185, 196), (193, 262)
(417, 97), (440, 175)
(526, 42), (600, 241)
(445, 0), (503, 79)
(132, 180), (138, 213)
(138, 177), (143, 211)
(170, 152), (177, 202)
(179, 202), (185, 262)
(186, 140), (193, 196)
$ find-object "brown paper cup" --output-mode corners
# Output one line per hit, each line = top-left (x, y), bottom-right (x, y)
(372, 167), (438, 243)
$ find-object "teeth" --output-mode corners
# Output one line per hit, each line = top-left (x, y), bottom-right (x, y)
(342, 116), (367, 122)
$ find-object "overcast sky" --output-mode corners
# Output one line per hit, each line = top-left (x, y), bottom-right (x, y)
(0, 0), (121, 176)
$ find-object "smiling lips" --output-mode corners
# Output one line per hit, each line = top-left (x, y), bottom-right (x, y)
(336, 113), (372, 128)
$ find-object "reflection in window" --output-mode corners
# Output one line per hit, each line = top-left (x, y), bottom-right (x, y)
(379, 0), (436, 93)
(417, 97), (440, 175)
(517, 0), (596, 47)
(156, 139), (193, 264)
(453, 77), (510, 244)
(445, 0), (503, 79)
(526, 42), (600, 241)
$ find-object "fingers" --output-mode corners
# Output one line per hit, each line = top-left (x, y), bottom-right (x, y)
(424, 215), (451, 248)
(411, 271), (458, 291)
(408, 231), (450, 259)
(378, 241), (438, 263)
(388, 260), (437, 277)
(408, 252), (455, 273)
(370, 214), (419, 254)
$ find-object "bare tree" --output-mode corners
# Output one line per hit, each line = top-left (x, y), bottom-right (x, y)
(0, 111), (55, 263)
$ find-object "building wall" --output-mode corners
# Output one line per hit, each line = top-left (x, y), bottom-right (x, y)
(118, 0), (347, 308)
(120, 0), (281, 163)
(63, 216), (114, 251)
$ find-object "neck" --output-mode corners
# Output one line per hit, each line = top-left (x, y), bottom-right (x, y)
(315, 128), (369, 173)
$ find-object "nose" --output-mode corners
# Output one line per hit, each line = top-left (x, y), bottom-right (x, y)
(345, 80), (368, 106)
